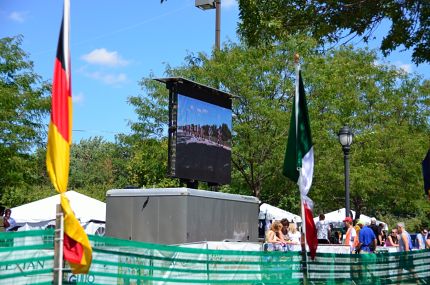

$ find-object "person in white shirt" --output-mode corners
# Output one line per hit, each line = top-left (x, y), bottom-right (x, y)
(416, 229), (428, 249)
(316, 213), (331, 244)
(4, 209), (16, 231)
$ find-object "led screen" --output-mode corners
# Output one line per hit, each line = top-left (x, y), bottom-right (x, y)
(175, 94), (232, 184)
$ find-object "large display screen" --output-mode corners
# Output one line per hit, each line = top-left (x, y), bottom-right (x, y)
(175, 94), (232, 185)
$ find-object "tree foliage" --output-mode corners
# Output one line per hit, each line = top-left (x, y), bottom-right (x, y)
(1, 34), (429, 230)
(129, 38), (429, 229)
(237, 0), (430, 64)
(302, 47), (430, 224)
(0, 36), (50, 198)
(69, 137), (122, 188)
(129, 38), (317, 202)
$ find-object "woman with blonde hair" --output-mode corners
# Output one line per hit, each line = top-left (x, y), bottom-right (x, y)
(266, 221), (284, 244)
(288, 223), (301, 244)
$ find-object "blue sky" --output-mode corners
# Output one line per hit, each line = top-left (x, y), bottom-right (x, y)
(177, 94), (232, 129)
(1, 0), (428, 143)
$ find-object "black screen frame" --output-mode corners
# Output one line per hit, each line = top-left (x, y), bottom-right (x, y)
(156, 77), (233, 186)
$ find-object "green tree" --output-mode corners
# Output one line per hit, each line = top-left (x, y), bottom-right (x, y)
(0, 36), (50, 199)
(237, 0), (430, 64)
(67, 137), (130, 200)
(130, 38), (429, 228)
(117, 135), (179, 188)
(129, 39), (316, 201)
(302, 46), (430, 229)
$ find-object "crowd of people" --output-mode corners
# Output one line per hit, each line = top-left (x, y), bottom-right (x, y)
(264, 213), (430, 253)
(0, 206), (16, 232)
(319, 215), (430, 253)
(264, 219), (302, 251)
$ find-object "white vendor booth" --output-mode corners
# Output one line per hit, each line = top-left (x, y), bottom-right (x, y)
(11, 191), (106, 235)
(259, 203), (302, 223)
(313, 208), (387, 229)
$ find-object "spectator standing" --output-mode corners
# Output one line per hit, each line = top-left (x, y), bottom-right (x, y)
(335, 231), (343, 244)
(4, 209), (16, 232)
(288, 223), (301, 244)
(316, 213), (330, 244)
(396, 222), (417, 282)
(426, 233), (430, 249)
(280, 219), (290, 240)
(378, 223), (386, 245)
(358, 220), (377, 253)
(266, 221), (284, 244)
(343, 217), (358, 253)
(385, 229), (399, 247)
(0, 206), (7, 232)
(369, 217), (382, 246)
(415, 228), (428, 250)
(353, 219), (361, 239)
(397, 222), (413, 252)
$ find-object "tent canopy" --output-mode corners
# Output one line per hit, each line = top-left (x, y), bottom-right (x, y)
(11, 191), (106, 226)
(313, 208), (387, 229)
(259, 203), (302, 223)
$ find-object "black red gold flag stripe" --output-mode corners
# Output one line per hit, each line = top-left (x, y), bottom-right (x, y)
(46, 0), (92, 274)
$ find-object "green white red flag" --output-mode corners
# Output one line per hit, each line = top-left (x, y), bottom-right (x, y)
(283, 66), (318, 259)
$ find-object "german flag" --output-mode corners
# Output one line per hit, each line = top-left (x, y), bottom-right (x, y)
(46, 0), (92, 274)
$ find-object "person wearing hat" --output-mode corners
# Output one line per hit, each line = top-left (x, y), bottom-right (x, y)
(343, 217), (358, 253)
(358, 220), (377, 253)
(353, 219), (361, 239)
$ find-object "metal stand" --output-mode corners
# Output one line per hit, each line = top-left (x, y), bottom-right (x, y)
(343, 150), (351, 217)
(300, 198), (309, 285)
(215, 0), (220, 50)
(53, 204), (64, 285)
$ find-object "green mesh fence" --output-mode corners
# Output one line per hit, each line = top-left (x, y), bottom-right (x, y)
(1, 230), (430, 285)
(0, 230), (55, 285)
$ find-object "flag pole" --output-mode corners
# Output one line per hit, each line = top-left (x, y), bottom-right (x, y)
(54, 204), (64, 285)
(295, 53), (309, 285)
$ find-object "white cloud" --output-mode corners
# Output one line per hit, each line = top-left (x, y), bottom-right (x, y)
(86, 71), (127, 85)
(81, 48), (129, 67)
(72, 92), (84, 104)
(398, 63), (412, 73)
(375, 60), (413, 74)
(9, 11), (27, 23)
(391, 61), (412, 73)
(197, 108), (208, 114)
(222, 0), (237, 9)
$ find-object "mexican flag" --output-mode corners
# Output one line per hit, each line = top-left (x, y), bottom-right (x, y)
(283, 68), (318, 259)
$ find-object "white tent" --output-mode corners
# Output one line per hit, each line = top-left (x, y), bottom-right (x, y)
(11, 191), (106, 234)
(259, 203), (302, 223)
(313, 208), (387, 229)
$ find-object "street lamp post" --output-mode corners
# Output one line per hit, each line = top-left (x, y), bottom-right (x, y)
(215, 0), (220, 50)
(338, 126), (353, 218)
(195, 0), (221, 50)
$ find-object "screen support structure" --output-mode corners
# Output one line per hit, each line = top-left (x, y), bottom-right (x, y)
(180, 178), (199, 189)
(159, 77), (233, 187)
(167, 87), (177, 178)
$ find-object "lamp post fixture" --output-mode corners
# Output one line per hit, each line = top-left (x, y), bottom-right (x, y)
(195, 0), (221, 50)
(338, 126), (353, 218)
